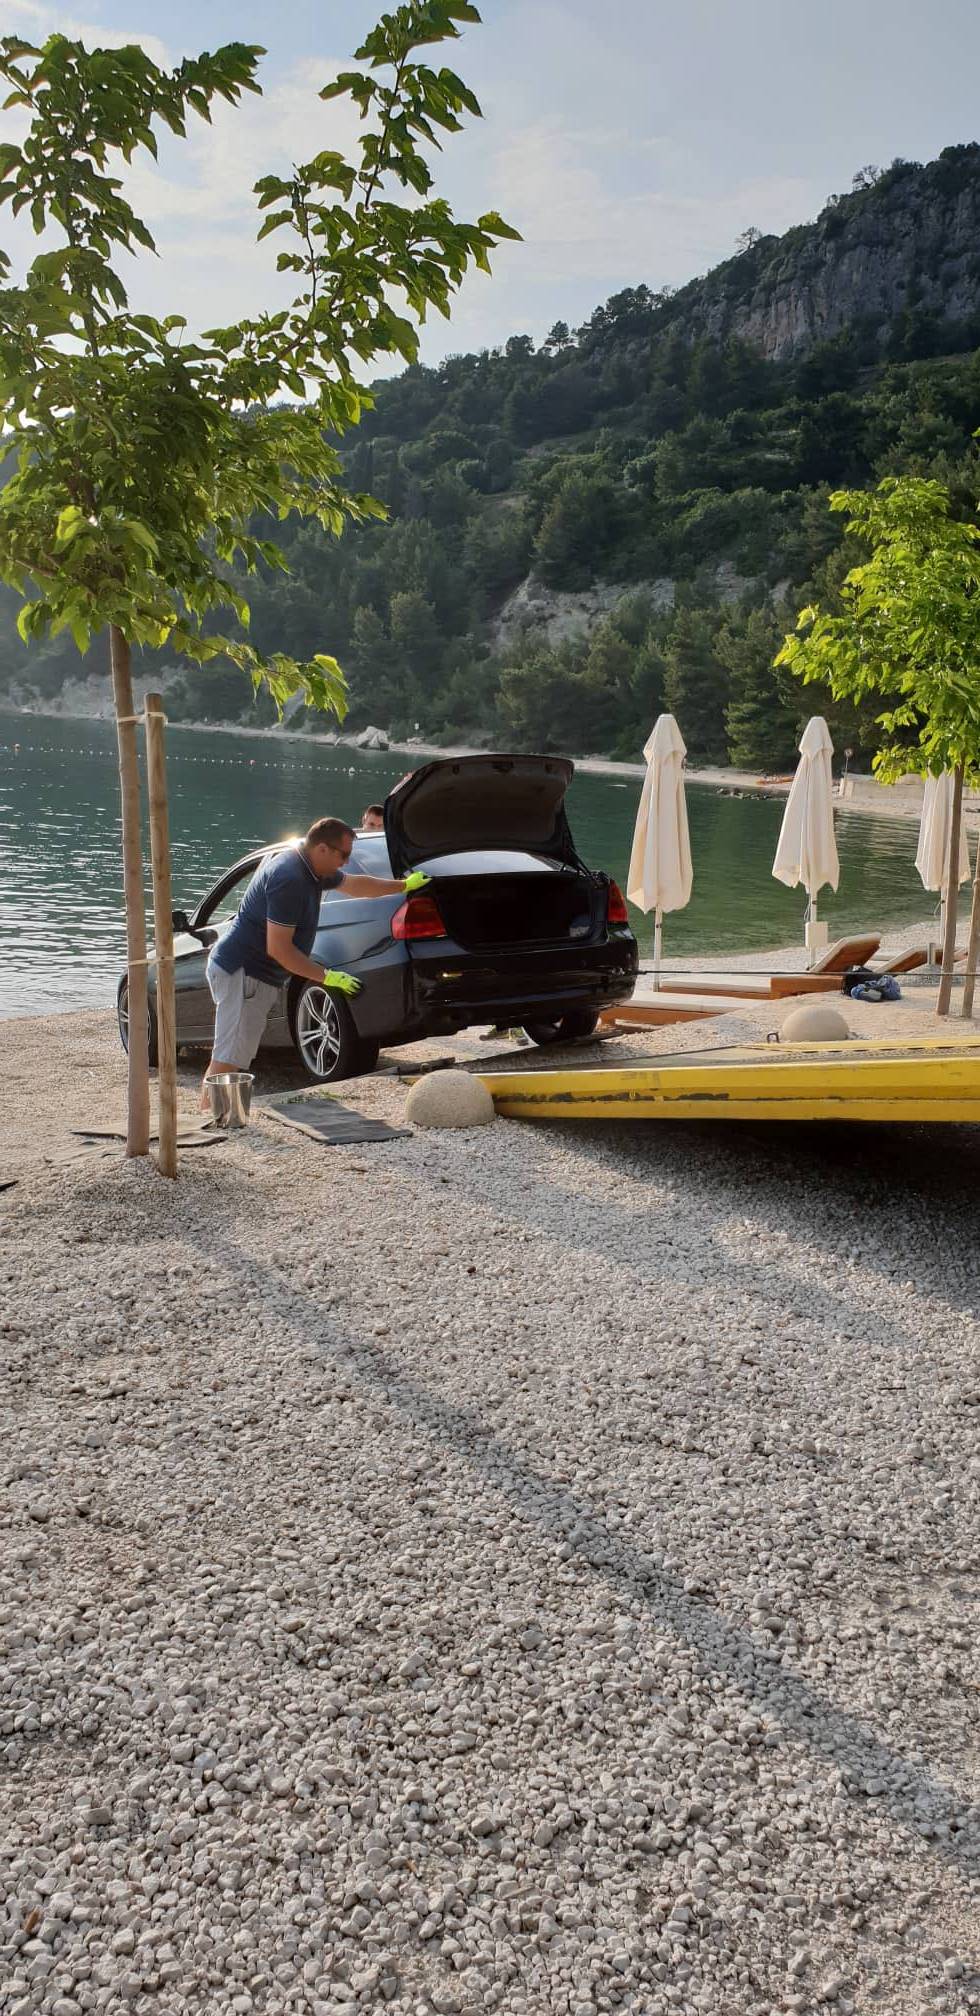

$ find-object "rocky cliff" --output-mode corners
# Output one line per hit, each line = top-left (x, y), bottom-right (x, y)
(665, 146), (980, 359)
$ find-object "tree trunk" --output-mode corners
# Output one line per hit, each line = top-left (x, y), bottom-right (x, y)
(936, 763), (964, 1018)
(110, 626), (150, 1156)
(961, 836), (980, 1020)
(144, 692), (178, 1178)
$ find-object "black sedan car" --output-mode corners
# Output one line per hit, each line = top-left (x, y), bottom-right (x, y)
(117, 753), (638, 1083)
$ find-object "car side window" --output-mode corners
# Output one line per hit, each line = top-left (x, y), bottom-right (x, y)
(198, 859), (264, 928)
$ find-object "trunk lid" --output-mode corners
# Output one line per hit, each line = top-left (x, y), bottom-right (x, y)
(384, 754), (581, 874)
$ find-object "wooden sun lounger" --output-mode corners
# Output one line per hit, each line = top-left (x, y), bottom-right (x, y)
(652, 935), (882, 1003)
(772, 945), (971, 992)
(869, 947), (929, 976)
(599, 992), (763, 1030)
(657, 970), (777, 1000)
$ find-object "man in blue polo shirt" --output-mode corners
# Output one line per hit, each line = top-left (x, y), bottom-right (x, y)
(202, 814), (422, 1100)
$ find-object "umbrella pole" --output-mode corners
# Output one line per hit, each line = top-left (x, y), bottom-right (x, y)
(937, 766), (965, 1016)
(961, 842), (980, 1019)
(806, 894), (817, 969)
(653, 909), (663, 989)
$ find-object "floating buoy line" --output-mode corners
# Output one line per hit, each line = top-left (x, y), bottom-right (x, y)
(0, 740), (377, 778)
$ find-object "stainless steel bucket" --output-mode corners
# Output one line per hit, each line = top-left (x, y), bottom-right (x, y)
(207, 1071), (255, 1129)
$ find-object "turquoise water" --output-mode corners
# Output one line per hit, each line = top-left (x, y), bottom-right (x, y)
(0, 712), (946, 1018)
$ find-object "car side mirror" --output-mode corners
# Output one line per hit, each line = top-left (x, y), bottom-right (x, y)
(171, 909), (191, 933)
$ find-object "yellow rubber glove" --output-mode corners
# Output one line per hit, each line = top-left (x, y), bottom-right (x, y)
(403, 871), (431, 893)
(322, 968), (361, 995)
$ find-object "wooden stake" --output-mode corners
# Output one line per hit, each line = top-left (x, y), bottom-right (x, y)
(936, 763), (964, 1018)
(144, 691), (178, 1179)
(961, 834), (980, 1020)
(110, 626), (150, 1157)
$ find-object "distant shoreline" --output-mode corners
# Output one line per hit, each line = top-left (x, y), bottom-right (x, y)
(5, 701), (980, 831)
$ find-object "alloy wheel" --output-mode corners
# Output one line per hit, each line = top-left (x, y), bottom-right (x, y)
(294, 985), (342, 1079)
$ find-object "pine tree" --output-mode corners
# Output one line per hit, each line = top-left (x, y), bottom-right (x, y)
(664, 609), (729, 760)
(578, 629), (637, 750)
(719, 606), (799, 768)
(630, 639), (667, 731)
(390, 591), (442, 686)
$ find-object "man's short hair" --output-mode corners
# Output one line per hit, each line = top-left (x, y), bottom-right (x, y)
(306, 816), (355, 850)
(361, 803), (384, 822)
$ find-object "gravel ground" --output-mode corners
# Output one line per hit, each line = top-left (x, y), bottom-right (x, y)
(1, 923), (979, 2016)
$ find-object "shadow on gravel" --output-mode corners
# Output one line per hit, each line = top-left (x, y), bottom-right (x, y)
(552, 1114), (980, 1215)
(532, 1113), (980, 1215)
(191, 1225), (979, 1887)
(420, 1116), (980, 1330)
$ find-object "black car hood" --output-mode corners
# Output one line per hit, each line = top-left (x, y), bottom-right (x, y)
(384, 754), (582, 874)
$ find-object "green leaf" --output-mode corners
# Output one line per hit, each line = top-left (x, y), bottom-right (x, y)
(120, 517), (160, 558)
(256, 208), (293, 241)
(319, 72), (363, 102)
(54, 506), (88, 546)
(477, 210), (522, 241)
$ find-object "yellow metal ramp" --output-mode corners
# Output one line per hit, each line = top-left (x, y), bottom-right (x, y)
(478, 1035), (980, 1125)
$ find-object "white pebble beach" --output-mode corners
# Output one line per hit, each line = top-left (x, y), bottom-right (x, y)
(1, 918), (978, 2016)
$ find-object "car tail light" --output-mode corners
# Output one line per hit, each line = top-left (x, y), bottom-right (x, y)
(606, 880), (629, 924)
(391, 893), (447, 941)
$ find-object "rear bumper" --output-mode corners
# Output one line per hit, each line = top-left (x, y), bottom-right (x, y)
(405, 935), (638, 1032)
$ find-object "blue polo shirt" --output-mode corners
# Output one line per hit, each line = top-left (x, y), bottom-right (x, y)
(212, 847), (344, 985)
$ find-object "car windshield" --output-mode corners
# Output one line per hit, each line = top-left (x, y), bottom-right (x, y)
(318, 832), (392, 913)
(345, 834), (391, 878)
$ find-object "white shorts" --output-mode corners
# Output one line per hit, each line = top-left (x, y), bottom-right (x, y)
(206, 954), (280, 1069)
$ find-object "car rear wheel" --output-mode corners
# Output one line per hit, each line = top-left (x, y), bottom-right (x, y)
(288, 980), (380, 1085)
(117, 978), (159, 1066)
(522, 1008), (599, 1047)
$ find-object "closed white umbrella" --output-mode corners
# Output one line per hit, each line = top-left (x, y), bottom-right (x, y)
(627, 713), (693, 983)
(772, 716), (840, 964)
(916, 770), (970, 961)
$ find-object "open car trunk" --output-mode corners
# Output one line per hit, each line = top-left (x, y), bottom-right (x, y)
(431, 870), (604, 951)
(385, 753), (581, 874)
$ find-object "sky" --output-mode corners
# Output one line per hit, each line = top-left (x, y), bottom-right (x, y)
(2, 0), (980, 370)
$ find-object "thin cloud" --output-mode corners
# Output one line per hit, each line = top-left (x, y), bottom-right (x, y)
(0, 1), (168, 61)
(490, 118), (813, 289)
(0, 1), (51, 25)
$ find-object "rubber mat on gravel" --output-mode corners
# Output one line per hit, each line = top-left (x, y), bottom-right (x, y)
(260, 1094), (410, 1145)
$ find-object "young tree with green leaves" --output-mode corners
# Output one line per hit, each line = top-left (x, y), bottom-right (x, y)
(0, 4), (517, 1156)
(776, 477), (980, 1014)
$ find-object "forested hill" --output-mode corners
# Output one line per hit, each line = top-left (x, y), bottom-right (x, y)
(5, 143), (980, 769)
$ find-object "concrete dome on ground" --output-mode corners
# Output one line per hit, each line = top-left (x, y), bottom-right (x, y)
(780, 1002), (851, 1043)
(405, 1067), (495, 1128)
